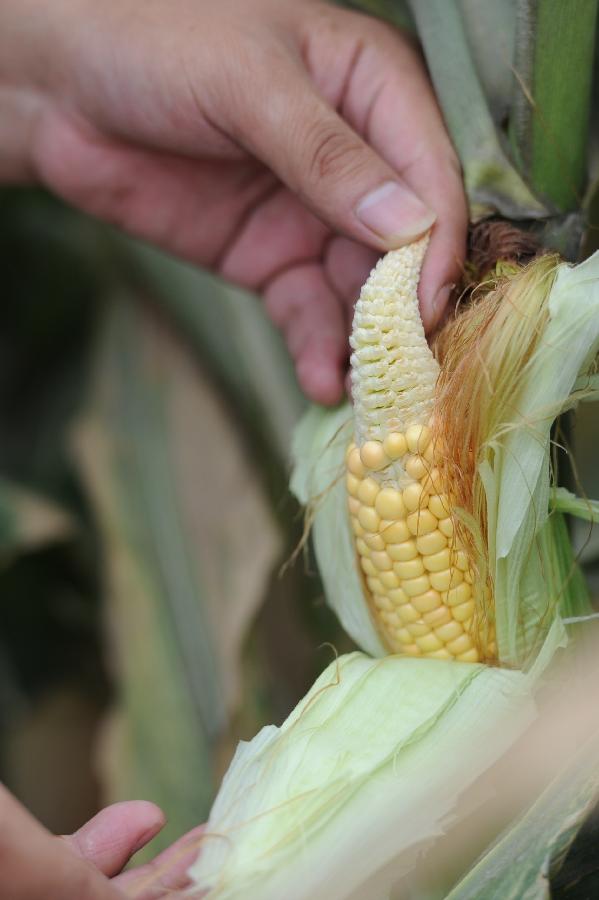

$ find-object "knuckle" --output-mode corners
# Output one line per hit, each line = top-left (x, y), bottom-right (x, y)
(306, 124), (365, 184)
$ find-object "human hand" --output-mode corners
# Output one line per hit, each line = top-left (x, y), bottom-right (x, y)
(0, 783), (201, 898)
(1, 0), (467, 404)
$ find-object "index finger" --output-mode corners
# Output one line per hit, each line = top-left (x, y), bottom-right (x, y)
(114, 825), (205, 899)
(335, 16), (468, 329)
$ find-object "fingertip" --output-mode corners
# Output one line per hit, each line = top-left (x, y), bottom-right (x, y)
(66, 800), (167, 877)
(421, 283), (452, 333)
(419, 221), (466, 332)
(355, 181), (436, 250)
(296, 352), (345, 406)
(108, 800), (166, 831)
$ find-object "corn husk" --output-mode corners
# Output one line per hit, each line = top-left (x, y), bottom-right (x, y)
(188, 252), (599, 898)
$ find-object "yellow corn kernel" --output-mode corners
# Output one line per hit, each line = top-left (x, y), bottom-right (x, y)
(405, 455), (428, 480)
(445, 582), (472, 607)
(397, 603), (420, 623)
(360, 441), (387, 471)
(428, 648), (453, 660)
(446, 633), (473, 656)
(357, 477), (380, 506)
(380, 520), (411, 543)
(430, 567), (463, 591)
(388, 587), (409, 606)
(361, 557), (377, 577)
(415, 633), (444, 653)
(366, 577), (384, 594)
(346, 473), (360, 497)
(363, 532), (385, 551)
(375, 488), (405, 520)
(387, 540), (418, 561)
(406, 509), (438, 536)
(373, 594), (393, 611)
(383, 432), (407, 459)
(406, 424), (431, 454)
(452, 599), (475, 622)
(350, 517), (364, 537)
(358, 506), (380, 532)
(403, 482), (428, 513)
(422, 467), (444, 494)
(379, 570), (400, 589)
(371, 551), (393, 572)
(416, 530), (447, 556)
(401, 574), (431, 597)
(412, 589), (441, 613)
(439, 517), (454, 538)
(435, 620), (463, 643)
(423, 548), (451, 573)
(347, 447), (365, 478)
(356, 538), (369, 557)
(422, 605), (452, 627)
(428, 493), (450, 518)
(393, 558), (425, 580)
(406, 622), (430, 637)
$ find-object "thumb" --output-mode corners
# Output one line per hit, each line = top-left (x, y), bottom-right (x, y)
(63, 801), (166, 877)
(0, 784), (124, 900)
(236, 64), (435, 250)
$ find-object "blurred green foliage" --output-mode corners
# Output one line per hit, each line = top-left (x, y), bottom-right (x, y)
(0, 186), (350, 849)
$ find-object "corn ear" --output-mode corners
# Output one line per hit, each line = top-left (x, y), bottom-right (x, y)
(296, 247), (599, 669)
(188, 248), (599, 898)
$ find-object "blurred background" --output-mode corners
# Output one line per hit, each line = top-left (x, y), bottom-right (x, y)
(0, 185), (354, 855)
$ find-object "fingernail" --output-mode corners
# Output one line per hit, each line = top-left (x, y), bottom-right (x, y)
(425, 283), (452, 330)
(356, 181), (436, 246)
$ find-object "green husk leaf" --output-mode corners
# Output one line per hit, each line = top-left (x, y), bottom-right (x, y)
(290, 405), (385, 658)
(550, 487), (599, 523)
(489, 253), (599, 665)
(189, 653), (537, 899)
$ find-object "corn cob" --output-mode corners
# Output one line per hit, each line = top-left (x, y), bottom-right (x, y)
(347, 236), (495, 662)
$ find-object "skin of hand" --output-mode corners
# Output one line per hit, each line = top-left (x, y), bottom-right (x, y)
(0, 784), (202, 898)
(0, 0), (467, 403)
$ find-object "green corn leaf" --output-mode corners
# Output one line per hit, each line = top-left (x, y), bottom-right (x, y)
(75, 293), (282, 850)
(550, 487), (599, 524)
(291, 405), (385, 658)
(405, 0), (546, 219)
(509, 0), (598, 212)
